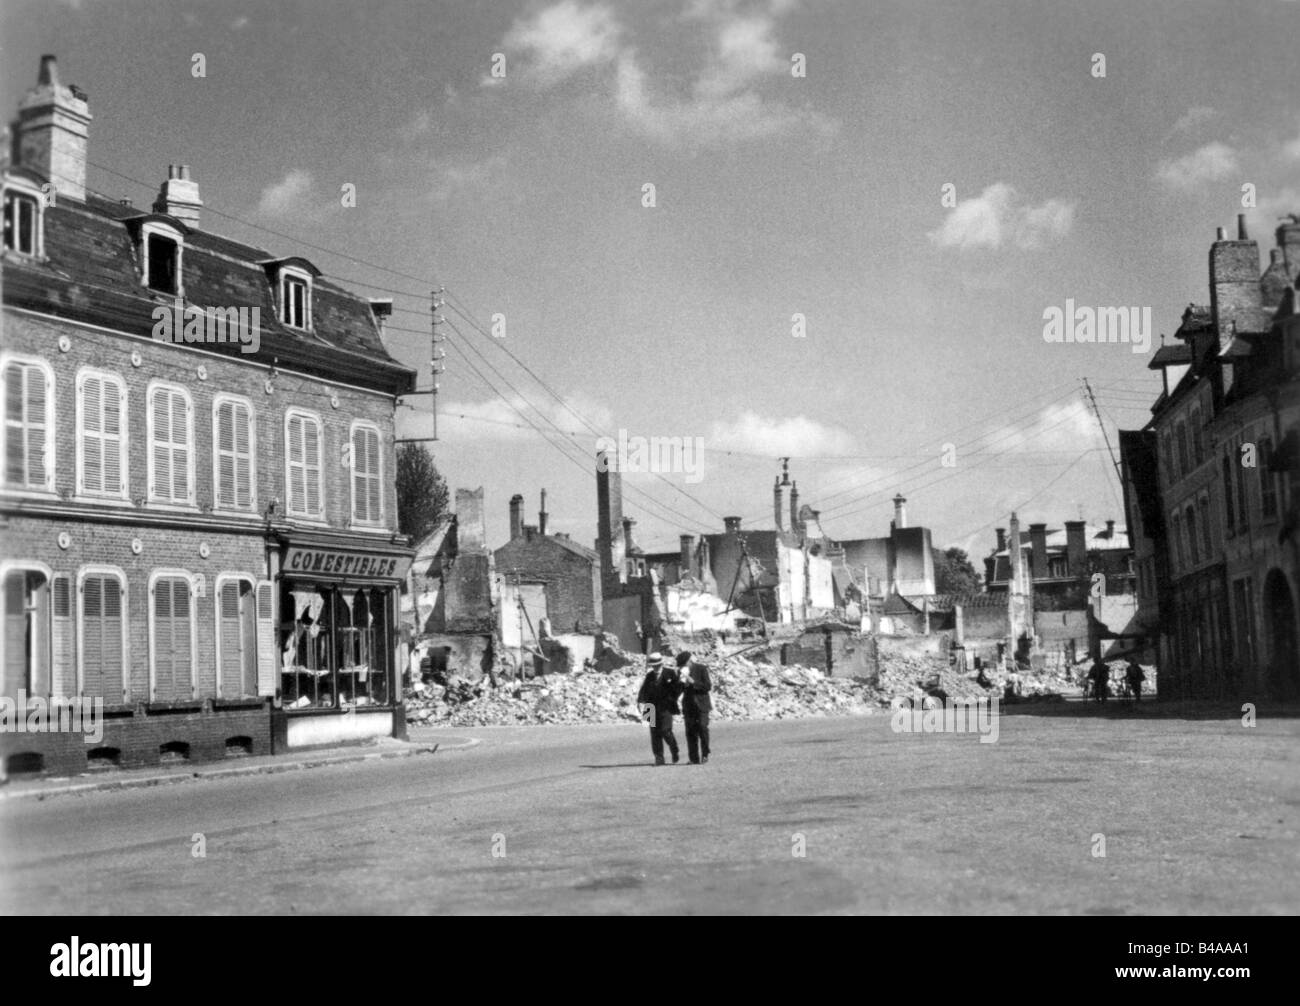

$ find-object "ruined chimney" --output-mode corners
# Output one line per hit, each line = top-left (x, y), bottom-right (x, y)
(14, 55), (91, 202)
(622, 517), (636, 555)
(892, 494), (907, 529)
(1028, 523), (1048, 580)
(810, 509), (821, 534)
(995, 527), (1007, 552)
(723, 516), (742, 534)
(596, 450), (625, 590)
(1210, 220), (1261, 340)
(153, 163), (202, 228)
(508, 494), (524, 540)
(1064, 520), (1086, 578)
(789, 481), (800, 537)
(538, 488), (547, 537)
(773, 476), (784, 532)
(1278, 216), (1300, 284)
(1007, 512), (1024, 592)
(1106, 519), (1116, 539)
(680, 534), (696, 578)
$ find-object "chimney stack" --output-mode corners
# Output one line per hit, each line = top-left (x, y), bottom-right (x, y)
(995, 527), (1007, 553)
(1064, 520), (1086, 577)
(1028, 523), (1048, 580)
(773, 476), (784, 532)
(153, 163), (202, 228)
(622, 517), (636, 556)
(508, 494), (523, 540)
(723, 516), (742, 534)
(1238, 214), (1248, 241)
(1106, 519), (1116, 538)
(14, 55), (91, 202)
(680, 534), (696, 578)
(1278, 216), (1300, 283)
(892, 494), (907, 529)
(1007, 512), (1024, 593)
(789, 481), (800, 537)
(538, 488), (547, 537)
(596, 450), (625, 590)
(1210, 221), (1261, 339)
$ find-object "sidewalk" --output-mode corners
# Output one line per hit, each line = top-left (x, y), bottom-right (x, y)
(0, 729), (479, 803)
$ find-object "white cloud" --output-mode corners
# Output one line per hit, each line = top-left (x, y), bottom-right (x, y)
(255, 169), (315, 217)
(231, 16), (250, 30)
(1246, 185), (1300, 241)
(984, 401), (1096, 454)
(927, 183), (1075, 252)
(1155, 141), (1240, 191)
(441, 394), (613, 442)
(1282, 130), (1300, 161)
(427, 153), (512, 203)
(495, 1), (622, 88)
(695, 13), (785, 99)
(706, 411), (858, 457)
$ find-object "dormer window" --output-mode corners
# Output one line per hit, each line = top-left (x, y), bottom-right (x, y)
(136, 219), (186, 297)
(279, 268), (312, 330)
(2, 174), (47, 258)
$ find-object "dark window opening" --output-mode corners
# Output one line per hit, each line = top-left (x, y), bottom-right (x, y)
(225, 736), (253, 757)
(280, 583), (392, 710)
(147, 233), (178, 293)
(159, 740), (191, 762)
(87, 746), (121, 769)
(281, 274), (308, 328)
(4, 751), (44, 775)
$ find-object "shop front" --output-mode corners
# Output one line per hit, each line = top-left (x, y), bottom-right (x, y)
(272, 534), (413, 749)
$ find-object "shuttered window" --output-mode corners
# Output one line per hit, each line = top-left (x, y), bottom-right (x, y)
(217, 577), (258, 698)
(78, 371), (127, 497)
(214, 397), (254, 510)
(3, 190), (39, 255)
(152, 576), (194, 702)
(351, 424), (382, 524)
(81, 572), (125, 702)
(286, 411), (323, 518)
(3, 359), (51, 490)
(149, 384), (192, 504)
(255, 581), (276, 696)
(51, 574), (74, 698)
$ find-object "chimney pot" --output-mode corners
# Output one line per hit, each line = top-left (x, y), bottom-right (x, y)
(1238, 214), (1248, 240)
(892, 494), (907, 529)
(508, 493), (524, 540)
(723, 516), (742, 533)
(1216, 227), (1226, 241)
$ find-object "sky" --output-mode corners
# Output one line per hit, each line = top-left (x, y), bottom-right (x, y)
(3, 0), (1298, 557)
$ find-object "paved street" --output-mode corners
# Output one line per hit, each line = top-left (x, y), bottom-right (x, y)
(2, 708), (1298, 914)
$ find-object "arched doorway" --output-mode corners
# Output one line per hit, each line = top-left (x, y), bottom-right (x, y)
(1263, 569), (1298, 699)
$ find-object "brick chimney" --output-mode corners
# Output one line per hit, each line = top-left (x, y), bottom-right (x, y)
(1064, 520), (1086, 577)
(680, 534), (695, 577)
(773, 476), (784, 532)
(153, 164), (202, 228)
(893, 494), (907, 529)
(1028, 522), (1048, 580)
(595, 450), (625, 591)
(622, 517), (637, 555)
(1007, 512), (1025, 592)
(508, 494), (524, 540)
(724, 516), (742, 533)
(1277, 216), (1300, 284)
(537, 488), (547, 537)
(995, 527), (1007, 552)
(13, 55), (91, 202)
(1209, 215), (1261, 341)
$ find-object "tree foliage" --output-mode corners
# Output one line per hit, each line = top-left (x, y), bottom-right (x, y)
(396, 443), (449, 542)
(933, 546), (983, 595)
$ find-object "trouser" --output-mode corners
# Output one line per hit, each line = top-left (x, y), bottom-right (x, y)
(1131, 682), (1142, 702)
(649, 712), (678, 763)
(684, 709), (710, 762)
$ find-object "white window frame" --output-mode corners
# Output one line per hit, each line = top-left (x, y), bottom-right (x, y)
(147, 568), (198, 703)
(212, 393), (257, 515)
(1, 352), (56, 495)
(2, 178), (46, 258)
(140, 220), (184, 296)
(284, 408), (326, 521)
(0, 559), (55, 697)
(214, 571), (260, 699)
(348, 420), (384, 528)
(278, 266), (313, 331)
(76, 564), (130, 703)
(146, 380), (196, 508)
(74, 367), (129, 501)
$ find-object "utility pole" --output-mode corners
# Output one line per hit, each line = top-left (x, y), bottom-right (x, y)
(394, 287), (446, 445)
(1082, 377), (1124, 498)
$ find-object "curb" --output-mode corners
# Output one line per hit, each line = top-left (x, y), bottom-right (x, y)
(0, 735), (481, 803)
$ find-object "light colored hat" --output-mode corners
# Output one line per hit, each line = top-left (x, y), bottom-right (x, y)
(647, 652), (663, 666)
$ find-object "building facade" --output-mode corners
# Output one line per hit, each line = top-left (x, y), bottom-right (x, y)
(1, 57), (416, 777)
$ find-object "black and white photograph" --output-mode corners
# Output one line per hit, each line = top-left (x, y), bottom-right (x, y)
(0, 0), (1296, 945)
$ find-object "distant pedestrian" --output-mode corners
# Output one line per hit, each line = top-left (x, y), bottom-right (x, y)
(1125, 658), (1145, 703)
(677, 651), (712, 764)
(636, 653), (682, 765)
(1089, 659), (1109, 703)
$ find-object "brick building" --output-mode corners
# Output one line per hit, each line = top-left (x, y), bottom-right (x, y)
(1125, 213), (1300, 699)
(1, 57), (416, 777)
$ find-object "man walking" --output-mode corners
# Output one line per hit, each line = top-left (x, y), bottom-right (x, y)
(1089, 658), (1110, 703)
(677, 650), (712, 764)
(1125, 658), (1145, 703)
(636, 653), (682, 765)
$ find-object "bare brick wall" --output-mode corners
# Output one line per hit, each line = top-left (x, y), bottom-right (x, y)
(494, 537), (602, 632)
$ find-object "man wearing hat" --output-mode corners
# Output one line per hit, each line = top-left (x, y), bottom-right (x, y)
(676, 651), (712, 764)
(636, 652), (682, 765)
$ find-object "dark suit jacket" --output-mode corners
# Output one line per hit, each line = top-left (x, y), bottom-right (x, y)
(637, 668), (683, 716)
(680, 661), (712, 714)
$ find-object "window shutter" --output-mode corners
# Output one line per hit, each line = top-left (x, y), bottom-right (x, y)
(288, 414), (306, 514)
(172, 392), (189, 500)
(216, 401), (235, 508)
(218, 579), (241, 698)
(4, 364), (26, 485)
(25, 365), (47, 487)
(82, 375), (103, 494)
(152, 577), (193, 701)
(255, 580), (276, 696)
(152, 388), (171, 499)
(51, 574), (74, 698)
(106, 379), (124, 495)
(81, 574), (124, 702)
(305, 420), (321, 515)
